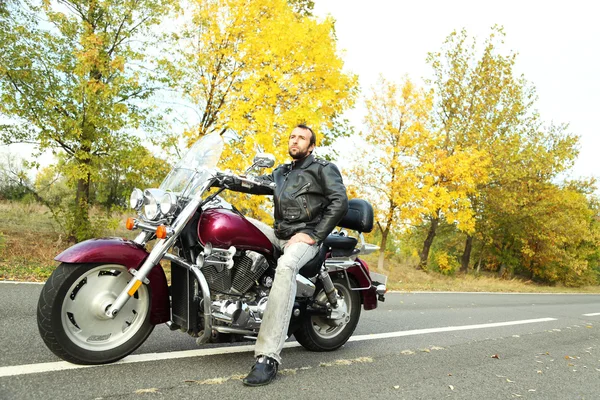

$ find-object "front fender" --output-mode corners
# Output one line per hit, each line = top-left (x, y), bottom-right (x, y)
(55, 237), (170, 324)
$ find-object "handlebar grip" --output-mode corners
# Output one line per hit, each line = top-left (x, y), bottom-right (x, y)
(215, 171), (276, 189)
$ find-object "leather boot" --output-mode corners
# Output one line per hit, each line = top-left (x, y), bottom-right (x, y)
(242, 356), (279, 386)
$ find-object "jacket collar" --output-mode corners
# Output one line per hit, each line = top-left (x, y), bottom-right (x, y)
(291, 154), (314, 170)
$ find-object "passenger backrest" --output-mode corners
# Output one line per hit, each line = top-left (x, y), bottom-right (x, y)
(337, 199), (374, 233)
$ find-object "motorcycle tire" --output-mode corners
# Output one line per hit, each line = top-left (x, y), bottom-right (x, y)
(37, 263), (154, 365)
(294, 275), (361, 352)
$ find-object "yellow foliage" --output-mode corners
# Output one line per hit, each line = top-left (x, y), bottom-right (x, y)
(179, 0), (357, 218)
(352, 77), (490, 243)
(435, 251), (459, 275)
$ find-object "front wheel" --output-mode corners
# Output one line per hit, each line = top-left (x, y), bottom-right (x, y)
(294, 275), (361, 351)
(37, 263), (154, 365)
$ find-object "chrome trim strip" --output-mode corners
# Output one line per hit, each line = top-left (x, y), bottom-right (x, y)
(326, 262), (372, 291)
(324, 259), (357, 268)
(214, 326), (256, 336)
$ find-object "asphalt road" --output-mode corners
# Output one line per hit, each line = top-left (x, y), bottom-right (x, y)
(1, 281), (599, 400)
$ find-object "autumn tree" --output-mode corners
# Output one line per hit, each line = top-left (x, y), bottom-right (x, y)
(423, 26), (594, 282)
(167, 0), (358, 220)
(349, 78), (431, 270)
(351, 77), (489, 271)
(471, 138), (597, 285)
(0, 0), (178, 241)
(415, 141), (490, 269)
(425, 26), (575, 272)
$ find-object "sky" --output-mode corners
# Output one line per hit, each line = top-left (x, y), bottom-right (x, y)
(312, 0), (600, 185)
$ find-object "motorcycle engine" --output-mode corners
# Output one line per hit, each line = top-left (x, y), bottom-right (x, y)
(202, 250), (269, 294)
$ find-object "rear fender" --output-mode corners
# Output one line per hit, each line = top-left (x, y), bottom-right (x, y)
(332, 258), (378, 311)
(55, 237), (170, 324)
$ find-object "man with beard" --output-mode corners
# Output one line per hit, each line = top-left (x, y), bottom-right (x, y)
(219, 124), (348, 386)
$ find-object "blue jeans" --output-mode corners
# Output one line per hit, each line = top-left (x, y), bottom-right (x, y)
(247, 218), (319, 364)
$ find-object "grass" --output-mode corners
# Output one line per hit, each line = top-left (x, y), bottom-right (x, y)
(0, 201), (134, 282)
(363, 255), (600, 294)
(1, 200), (599, 293)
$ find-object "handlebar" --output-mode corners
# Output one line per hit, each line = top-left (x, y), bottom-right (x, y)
(215, 170), (276, 190)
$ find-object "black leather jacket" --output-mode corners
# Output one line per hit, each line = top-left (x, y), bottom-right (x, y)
(231, 154), (348, 243)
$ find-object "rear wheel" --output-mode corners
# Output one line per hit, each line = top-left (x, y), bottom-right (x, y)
(294, 275), (361, 351)
(37, 263), (154, 364)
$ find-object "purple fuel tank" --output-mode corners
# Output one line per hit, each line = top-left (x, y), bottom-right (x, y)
(197, 209), (274, 255)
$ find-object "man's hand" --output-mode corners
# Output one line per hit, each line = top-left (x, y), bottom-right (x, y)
(286, 232), (316, 247)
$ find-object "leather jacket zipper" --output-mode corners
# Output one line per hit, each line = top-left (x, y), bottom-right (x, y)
(292, 182), (311, 196)
(302, 196), (311, 219)
(278, 173), (290, 221)
(293, 182), (312, 219)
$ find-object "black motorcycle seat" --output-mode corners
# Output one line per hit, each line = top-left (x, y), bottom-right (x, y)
(299, 233), (359, 278)
(323, 234), (357, 250)
(299, 245), (328, 278)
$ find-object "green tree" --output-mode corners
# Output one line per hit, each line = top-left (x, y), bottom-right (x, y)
(93, 140), (170, 209)
(0, 0), (178, 241)
(425, 26), (578, 272)
(0, 152), (30, 201)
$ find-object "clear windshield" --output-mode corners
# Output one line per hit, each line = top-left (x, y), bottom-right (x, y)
(159, 133), (224, 197)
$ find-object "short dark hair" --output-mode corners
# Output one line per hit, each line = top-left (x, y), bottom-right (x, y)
(295, 124), (316, 147)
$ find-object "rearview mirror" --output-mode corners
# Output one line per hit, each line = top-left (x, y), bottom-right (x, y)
(253, 153), (275, 169)
(245, 153), (276, 174)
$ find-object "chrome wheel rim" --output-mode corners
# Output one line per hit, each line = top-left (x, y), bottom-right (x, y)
(61, 265), (150, 351)
(311, 282), (352, 339)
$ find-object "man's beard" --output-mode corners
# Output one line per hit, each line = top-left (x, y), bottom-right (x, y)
(289, 147), (310, 160)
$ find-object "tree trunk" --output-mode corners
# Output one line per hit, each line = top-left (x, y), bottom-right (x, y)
(498, 264), (506, 278)
(476, 248), (484, 273)
(460, 235), (474, 273)
(377, 227), (389, 272)
(418, 217), (439, 270)
(71, 173), (92, 242)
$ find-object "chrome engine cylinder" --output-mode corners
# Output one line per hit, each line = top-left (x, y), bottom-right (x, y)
(201, 250), (268, 294)
(231, 251), (269, 293)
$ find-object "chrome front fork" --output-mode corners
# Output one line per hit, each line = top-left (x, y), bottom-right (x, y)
(105, 184), (210, 319)
(106, 234), (178, 318)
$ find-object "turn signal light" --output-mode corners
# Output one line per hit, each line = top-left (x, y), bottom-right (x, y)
(156, 225), (168, 239)
(125, 218), (135, 230)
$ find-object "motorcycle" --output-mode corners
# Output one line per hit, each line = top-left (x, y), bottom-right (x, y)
(36, 133), (387, 365)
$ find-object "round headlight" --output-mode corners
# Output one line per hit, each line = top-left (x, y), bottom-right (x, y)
(160, 192), (178, 216)
(143, 190), (160, 220)
(130, 188), (144, 210)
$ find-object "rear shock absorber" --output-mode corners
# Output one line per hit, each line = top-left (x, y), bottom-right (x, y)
(318, 267), (338, 308)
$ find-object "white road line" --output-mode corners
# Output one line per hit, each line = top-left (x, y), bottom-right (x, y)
(0, 281), (44, 285)
(0, 317), (557, 378)
(583, 313), (600, 316)
(0, 343), (292, 378)
(348, 317), (557, 342)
